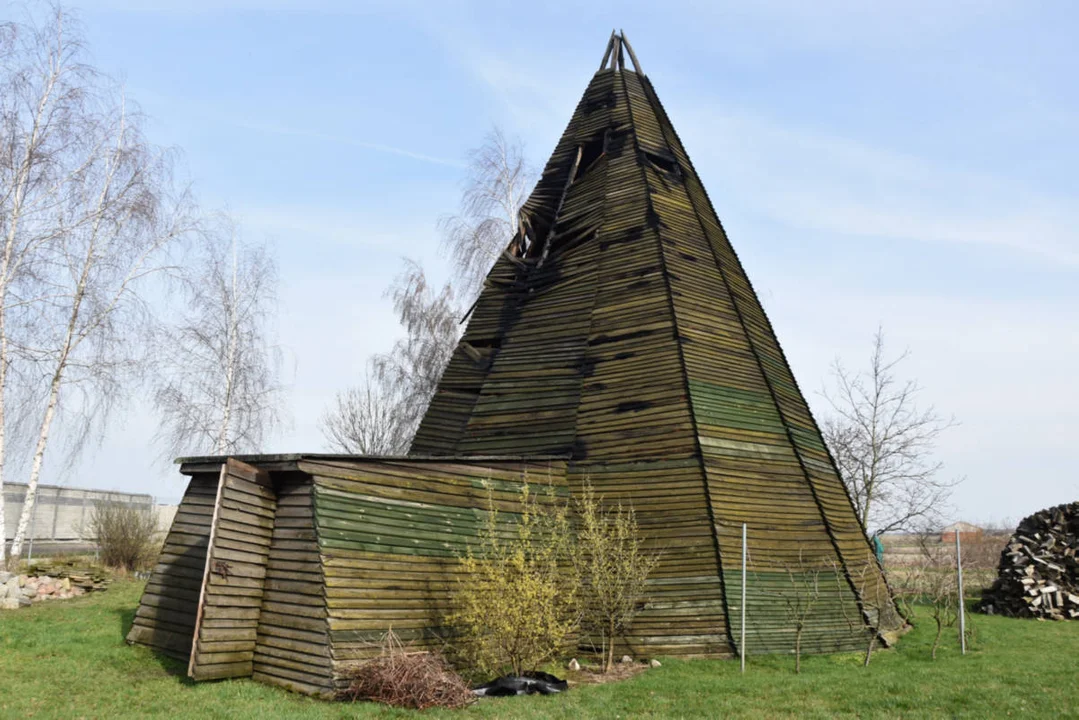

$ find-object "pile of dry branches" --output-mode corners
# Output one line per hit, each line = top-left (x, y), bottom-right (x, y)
(338, 630), (474, 710)
(978, 502), (1079, 620)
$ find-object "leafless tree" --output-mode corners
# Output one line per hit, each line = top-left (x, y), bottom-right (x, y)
(154, 216), (283, 458)
(3, 7), (195, 565)
(321, 127), (530, 456)
(780, 553), (823, 674)
(913, 533), (959, 660)
(835, 558), (892, 667)
(368, 260), (460, 447)
(320, 261), (457, 455)
(822, 328), (959, 535)
(438, 127), (533, 303)
(319, 371), (408, 456)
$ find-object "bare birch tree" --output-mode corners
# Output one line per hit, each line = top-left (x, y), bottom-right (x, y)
(439, 126), (533, 303)
(320, 128), (532, 454)
(822, 328), (958, 535)
(154, 217), (283, 458)
(318, 260), (457, 455)
(4, 7), (194, 565)
(319, 371), (408, 456)
(368, 260), (460, 447)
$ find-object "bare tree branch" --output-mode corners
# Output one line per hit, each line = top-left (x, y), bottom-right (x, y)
(322, 127), (530, 458)
(822, 328), (960, 536)
(437, 126), (533, 304)
(319, 370), (409, 456)
(153, 214), (283, 458)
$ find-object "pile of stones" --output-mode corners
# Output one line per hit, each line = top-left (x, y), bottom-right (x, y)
(0, 565), (110, 610)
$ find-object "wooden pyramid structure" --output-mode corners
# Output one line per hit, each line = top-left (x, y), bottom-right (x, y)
(413, 31), (904, 656)
(128, 35), (903, 695)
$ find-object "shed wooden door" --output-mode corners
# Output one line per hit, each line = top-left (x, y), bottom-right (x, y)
(188, 459), (276, 681)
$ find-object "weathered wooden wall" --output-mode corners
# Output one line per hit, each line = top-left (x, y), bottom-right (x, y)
(130, 35), (905, 687)
(126, 470), (220, 659)
(299, 457), (567, 691)
(252, 474), (334, 697)
(188, 460), (275, 682)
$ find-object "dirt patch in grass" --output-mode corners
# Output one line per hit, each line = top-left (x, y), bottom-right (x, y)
(567, 661), (649, 686)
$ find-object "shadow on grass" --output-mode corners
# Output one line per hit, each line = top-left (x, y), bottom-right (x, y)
(116, 607), (197, 685)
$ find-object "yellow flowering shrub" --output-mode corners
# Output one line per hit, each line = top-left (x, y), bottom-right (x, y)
(449, 482), (579, 677)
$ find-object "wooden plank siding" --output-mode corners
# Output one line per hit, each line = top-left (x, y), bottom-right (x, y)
(299, 458), (568, 691)
(252, 474), (334, 697)
(188, 459), (276, 682)
(126, 470), (221, 659)
(570, 461), (730, 657)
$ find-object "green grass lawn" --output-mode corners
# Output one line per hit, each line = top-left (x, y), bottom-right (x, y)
(1, 579), (1077, 719)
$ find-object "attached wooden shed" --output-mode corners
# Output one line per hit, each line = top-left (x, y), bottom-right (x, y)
(127, 455), (565, 697)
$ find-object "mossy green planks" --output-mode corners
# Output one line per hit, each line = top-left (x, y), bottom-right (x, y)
(136, 36), (902, 683)
(303, 458), (567, 690)
(126, 470), (220, 659)
(629, 69), (902, 636)
(570, 460), (730, 658)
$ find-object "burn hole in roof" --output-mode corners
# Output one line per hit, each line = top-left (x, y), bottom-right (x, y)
(574, 130), (610, 181)
(643, 149), (681, 178)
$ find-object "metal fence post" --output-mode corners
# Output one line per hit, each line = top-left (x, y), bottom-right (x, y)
(956, 531), (966, 655)
(740, 522), (747, 673)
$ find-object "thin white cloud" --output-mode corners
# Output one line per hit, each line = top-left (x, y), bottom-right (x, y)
(75, 0), (399, 15)
(232, 120), (465, 169)
(677, 108), (1079, 267)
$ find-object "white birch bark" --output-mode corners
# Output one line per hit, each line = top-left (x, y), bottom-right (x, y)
(9, 109), (123, 563)
(7, 96), (189, 563)
(0, 12), (69, 568)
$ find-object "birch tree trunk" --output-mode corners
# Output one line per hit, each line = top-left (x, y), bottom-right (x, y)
(2, 11), (193, 561)
(8, 253), (89, 562)
(0, 9), (73, 569)
(9, 122), (119, 563)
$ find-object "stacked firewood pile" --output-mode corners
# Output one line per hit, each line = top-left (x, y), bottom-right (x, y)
(978, 502), (1079, 620)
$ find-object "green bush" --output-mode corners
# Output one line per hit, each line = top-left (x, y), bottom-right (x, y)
(575, 481), (660, 672)
(89, 500), (160, 572)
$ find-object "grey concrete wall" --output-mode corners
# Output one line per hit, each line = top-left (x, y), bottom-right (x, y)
(3, 482), (177, 556)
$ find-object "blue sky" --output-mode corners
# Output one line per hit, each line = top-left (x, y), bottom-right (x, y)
(18, 0), (1078, 523)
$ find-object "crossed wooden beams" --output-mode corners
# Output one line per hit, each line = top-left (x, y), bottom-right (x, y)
(600, 30), (644, 74)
